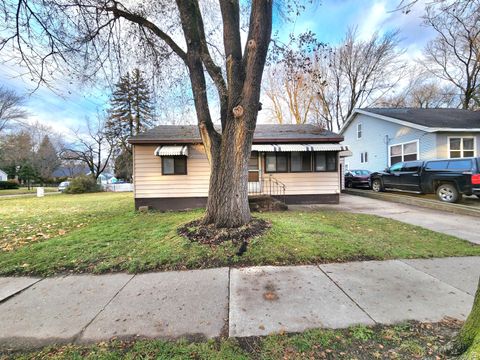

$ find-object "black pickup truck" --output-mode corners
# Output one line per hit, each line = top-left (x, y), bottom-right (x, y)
(371, 157), (480, 203)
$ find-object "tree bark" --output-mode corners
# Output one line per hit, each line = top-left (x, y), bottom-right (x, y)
(174, 0), (272, 228)
(445, 277), (480, 359)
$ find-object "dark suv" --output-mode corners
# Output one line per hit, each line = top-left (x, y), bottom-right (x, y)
(371, 157), (480, 203)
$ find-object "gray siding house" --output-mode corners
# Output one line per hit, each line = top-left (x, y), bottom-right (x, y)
(340, 108), (480, 172)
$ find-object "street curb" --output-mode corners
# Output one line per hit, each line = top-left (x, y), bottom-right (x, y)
(343, 189), (480, 218)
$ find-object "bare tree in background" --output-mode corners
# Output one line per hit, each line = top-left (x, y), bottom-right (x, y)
(324, 29), (405, 129)
(0, 86), (27, 133)
(61, 117), (115, 180)
(422, 0), (480, 110)
(378, 69), (458, 108)
(264, 32), (324, 126)
(265, 29), (405, 131)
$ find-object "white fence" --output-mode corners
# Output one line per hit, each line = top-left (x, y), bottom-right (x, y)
(104, 183), (134, 192)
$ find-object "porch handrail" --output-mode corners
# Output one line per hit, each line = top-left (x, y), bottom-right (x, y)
(248, 174), (286, 203)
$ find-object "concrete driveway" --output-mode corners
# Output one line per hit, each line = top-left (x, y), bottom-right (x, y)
(292, 194), (480, 245)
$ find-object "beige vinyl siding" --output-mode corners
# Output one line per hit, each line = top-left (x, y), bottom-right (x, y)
(134, 144), (210, 198)
(133, 144), (341, 198)
(267, 172), (339, 195)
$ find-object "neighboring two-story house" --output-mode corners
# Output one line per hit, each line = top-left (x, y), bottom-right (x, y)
(340, 108), (480, 172)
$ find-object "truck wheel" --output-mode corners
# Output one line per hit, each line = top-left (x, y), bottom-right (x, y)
(436, 183), (460, 203)
(372, 179), (383, 192)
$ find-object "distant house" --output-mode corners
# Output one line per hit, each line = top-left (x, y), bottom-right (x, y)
(128, 124), (350, 210)
(0, 169), (7, 181)
(52, 165), (90, 178)
(340, 108), (480, 172)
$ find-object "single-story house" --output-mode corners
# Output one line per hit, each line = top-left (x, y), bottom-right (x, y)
(340, 108), (480, 172)
(0, 169), (7, 181)
(128, 124), (350, 210)
(52, 165), (91, 178)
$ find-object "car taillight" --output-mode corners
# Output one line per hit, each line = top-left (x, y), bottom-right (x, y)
(472, 174), (480, 185)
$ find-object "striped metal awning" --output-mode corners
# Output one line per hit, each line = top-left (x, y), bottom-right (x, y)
(154, 145), (189, 156)
(251, 144), (349, 152)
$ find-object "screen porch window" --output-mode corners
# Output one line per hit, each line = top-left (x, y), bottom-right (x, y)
(290, 152), (312, 172)
(390, 141), (418, 165)
(162, 156), (187, 175)
(449, 137), (475, 158)
(315, 152), (337, 172)
(265, 153), (288, 173)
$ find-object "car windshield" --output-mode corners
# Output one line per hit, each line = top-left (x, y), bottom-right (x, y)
(60, 182), (69, 186)
(352, 170), (370, 175)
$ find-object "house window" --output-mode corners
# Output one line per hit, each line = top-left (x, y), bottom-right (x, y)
(357, 123), (362, 139)
(315, 152), (337, 172)
(265, 153), (288, 173)
(360, 152), (368, 163)
(290, 152), (312, 172)
(449, 137), (476, 158)
(162, 156), (187, 175)
(389, 140), (418, 165)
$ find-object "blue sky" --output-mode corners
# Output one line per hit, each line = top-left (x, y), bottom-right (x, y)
(0, 0), (434, 132)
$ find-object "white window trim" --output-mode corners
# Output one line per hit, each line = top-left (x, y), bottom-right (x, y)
(360, 151), (368, 164)
(388, 139), (420, 166)
(447, 136), (477, 158)
(357, 123), (362, 140)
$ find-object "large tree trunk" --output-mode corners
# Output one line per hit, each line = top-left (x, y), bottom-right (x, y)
(176, 0), (272, 228)
(203, 119), (255, 228)
(446, 277), (480, 359)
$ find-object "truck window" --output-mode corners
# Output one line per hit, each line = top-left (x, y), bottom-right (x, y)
(389, 162), (403, 172)
(425, 161), (448, 170)
(402, 161), (422, 172)
(447, 159), (472, 171)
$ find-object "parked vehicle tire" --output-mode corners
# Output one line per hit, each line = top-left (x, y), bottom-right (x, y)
(371, 179), (383, 192)
(436, 183), (460, 203)
(346, 181), (353, 188)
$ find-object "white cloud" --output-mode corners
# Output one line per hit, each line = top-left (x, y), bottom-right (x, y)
(357, 1), (389, 40)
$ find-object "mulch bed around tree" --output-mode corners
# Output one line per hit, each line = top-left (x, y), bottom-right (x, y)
(177, 218), (271, 246)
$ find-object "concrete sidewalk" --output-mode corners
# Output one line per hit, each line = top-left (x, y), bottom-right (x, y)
(0, 257), (478, 350)
(292, 194), (480, 245)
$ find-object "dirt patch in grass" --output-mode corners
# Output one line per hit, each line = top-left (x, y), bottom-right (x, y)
(2, 319), (463, 359)
(178, 218), (271, 247)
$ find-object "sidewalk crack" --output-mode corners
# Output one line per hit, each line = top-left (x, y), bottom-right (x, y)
(72, 274), (136, 344)
(317, 265), (377, 324)
(222, 267), (231, 339)
(399, 259), (474, 297)
(0, 278), (44, 304)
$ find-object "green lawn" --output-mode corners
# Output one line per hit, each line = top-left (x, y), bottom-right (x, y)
(0, 187), (58, 196)
(1, 321), (460, 359)
(0, 192), (479, 276)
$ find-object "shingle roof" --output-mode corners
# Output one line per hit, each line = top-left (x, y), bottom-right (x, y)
(363, 108), (480, 129)
(129, 124), (343, 144)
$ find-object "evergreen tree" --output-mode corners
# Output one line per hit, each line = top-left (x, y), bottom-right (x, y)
(107, 68), (154, 152)
(36, 135), (60, 183)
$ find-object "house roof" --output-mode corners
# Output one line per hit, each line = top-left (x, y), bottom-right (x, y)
(129, 124), (343, 144)
(340, 108), (480, 134)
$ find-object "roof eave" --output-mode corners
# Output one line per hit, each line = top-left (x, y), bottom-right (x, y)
(129, 136), (344, 145)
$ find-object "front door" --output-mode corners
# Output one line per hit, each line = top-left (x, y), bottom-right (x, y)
(248, 151), (261, 193)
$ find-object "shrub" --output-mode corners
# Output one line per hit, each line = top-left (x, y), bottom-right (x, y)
(65, 176), (102, 194)
(0, 181), (19, 190)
